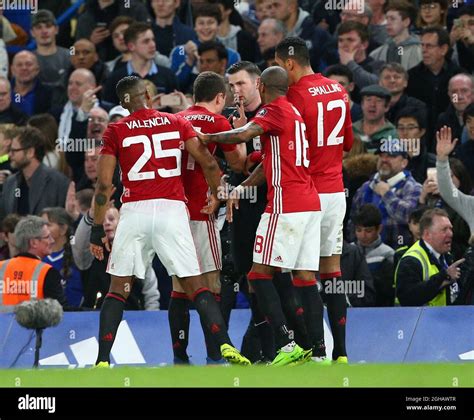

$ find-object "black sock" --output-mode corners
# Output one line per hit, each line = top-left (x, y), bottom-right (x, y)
(199, 293), (224, 361)
(323, 274), (347, 359)
(248, 272), (292, 349)
(96, 292), (126, 364)
(274, 272), (311, 349)
(168, 292), (191, 362)
(249, 292), (276, 360)
(192, 288), (232, 347)
(293, 277), (326, 356)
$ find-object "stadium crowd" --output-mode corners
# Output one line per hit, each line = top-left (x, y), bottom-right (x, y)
(0, 0), (473, 364)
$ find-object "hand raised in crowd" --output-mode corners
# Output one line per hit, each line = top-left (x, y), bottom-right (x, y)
(90, 26), (110, 45)
(184, 40), (199, 67)
(441, 258), (465, 288)
(65, 181), (80, 221)
(80, 86), (102, 113)
(436, 125), (458, 161)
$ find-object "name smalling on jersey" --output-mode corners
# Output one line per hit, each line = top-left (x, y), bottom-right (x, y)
(307, 83), (343, 96)
(125, 116), (171, 130)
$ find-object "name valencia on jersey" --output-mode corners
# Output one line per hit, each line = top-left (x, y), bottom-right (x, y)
(125, 116), (171, 130)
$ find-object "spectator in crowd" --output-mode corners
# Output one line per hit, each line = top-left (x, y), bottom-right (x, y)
(454, 104), (474, 180)
(418, 156), (472, 260)
(340, 240), (377, 307)
(395, 105), (435, 184)
(255, 0), (272, 23)
(197, 40), (228, 75)
(416, 0), (448, 32)
(257, 18), (286, 60)
(367, 0), (389, 46)
(393, 206), (426, 267)
(10, 51), (52, 116)
(395, 208), (464, 306)
(148, 0), (197, 57)
(0, 127), (70, 221)
(40, 207), (84, 308)
(436, 73), (473, 144)
(214, 0), (259, 62)
(348, 137), (422, 249)
(106, 16), (171, 73)
(407, 27), (462, 149)
(68, 39), (110, 88)
(267, 0), (337, 71)
(75, 0), (151, 62)
(370, 0), (421, 71)
(27, 113), (68, 175)
(378, 63), (427, 124)
(31, 9), (71, 89)
(171, 4), (240, 93)
(0, 124), (17, 185)
(0, 213), (21, 260)
(0, 78), (27, 126)
(353, 204), (395, 306)
(104, 22), (178, 105)
(337, 21), (384, 93)
(352, 84), (398, 153)
(108, 104), (130, 123)
(325, 64), (362, 122)
(0, 215), (67, 310)
(449, 4), (474, 73)
(72, 203), (159, 310)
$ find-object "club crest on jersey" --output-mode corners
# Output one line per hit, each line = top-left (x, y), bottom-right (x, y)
(257, 108), (267, 117)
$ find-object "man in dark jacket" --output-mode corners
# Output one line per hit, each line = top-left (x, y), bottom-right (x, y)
(0, 78), (27, 125)
(76, 0), (151, 62)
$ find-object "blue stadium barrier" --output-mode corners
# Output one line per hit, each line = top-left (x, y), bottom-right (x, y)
(0, 307), (472, 368)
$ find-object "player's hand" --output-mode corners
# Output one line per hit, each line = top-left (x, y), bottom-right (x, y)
(90, 224), (110, 261)
(80, 86), (102, 113)
(196, 130), (211, 145)
(436, 126), (458, 160)
(201, 193), (220, 215)
(373, 180), (390, 197)
(442, 258), (465, 287)
(232, 95), (247, 128)
(226, 186), (242, 223)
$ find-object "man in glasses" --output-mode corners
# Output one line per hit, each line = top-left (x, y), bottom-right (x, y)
(0, 127), (70, 222)
(0, 215), (67, 311)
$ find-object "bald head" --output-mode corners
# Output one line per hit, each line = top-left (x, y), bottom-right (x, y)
(448, 73), (474, 112)
(11, 51), (40, 85)
(261, 66), (289, 95)
(68, 68), (97, 106)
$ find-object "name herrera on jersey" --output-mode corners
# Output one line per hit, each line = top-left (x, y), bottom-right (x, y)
(307, 83), (342, 96)
(125, 116), (171, 129)
(184, 114), (215, 123)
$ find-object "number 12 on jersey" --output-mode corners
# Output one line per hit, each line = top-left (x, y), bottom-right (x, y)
(317, 99), (346, 147)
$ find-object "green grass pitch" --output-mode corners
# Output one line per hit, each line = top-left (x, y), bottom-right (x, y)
(1, 363), (473, 388)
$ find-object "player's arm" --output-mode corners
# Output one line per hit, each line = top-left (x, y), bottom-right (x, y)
(223, 144), (246, 173)
(90, 154), (116, 260)
(197, 121), (264, 145)
(241, 162), (265, 188)
(185, 136), (221, 202)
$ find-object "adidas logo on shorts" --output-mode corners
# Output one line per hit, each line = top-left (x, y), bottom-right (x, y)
(274, 256), (283, 263)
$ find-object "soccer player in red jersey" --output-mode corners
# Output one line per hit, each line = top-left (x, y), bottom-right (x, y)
(198, 66), (318, 366)
(90, 76), (250, 367)
(170, 71), (246, 364)
(275, 37), (354, 363)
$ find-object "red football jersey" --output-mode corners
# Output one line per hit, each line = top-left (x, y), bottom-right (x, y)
(287, 74), (353, 194)
(252, 96), (320, 214)
(177, 105), (236, 221)
(101, 108), (196, 203)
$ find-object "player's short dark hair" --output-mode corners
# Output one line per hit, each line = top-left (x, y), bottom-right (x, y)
(419, 208), (449, 235)
(354, 204), (382, 227)
(16, 126), (45, 162)
(193, 71), (227, 103)
(116, 75), (144, 104)
(463, 103), (474, 124)
(198, 40), (228, 61)
(227, 60), (261, 77)
(193, 3), (222, 25)
(109, 16), (135, 35)
(384, 0), (417, 25)
(124, 22), (152, 45)
(395, 105), (427, 130)
(421, 26), (450, 47)
(337, 21), (369, 44)
(324, 64), (354, 84)
(275, 36), (310, 66)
